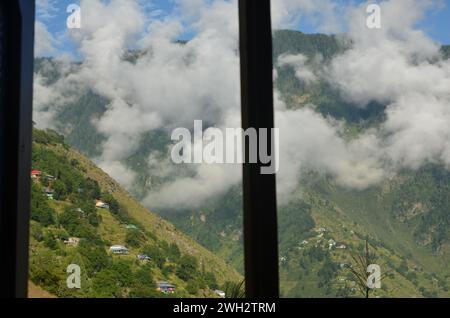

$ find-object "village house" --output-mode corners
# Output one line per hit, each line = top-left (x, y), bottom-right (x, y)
(328, 239), (337, 250)
(214, 290), (226, 298)
(31, 170), (42, 179)
(64, 237), (80, 247)
(76, 208), (85, 215)
(157, 281), (176, 294)
(126, 224), (138, 230)
(43, 187), (54, 200)
(316, 227), (327, 233)
(109, 245), (129, 255)
(95, 200), (110, 209)
(137, 254), (151, 262)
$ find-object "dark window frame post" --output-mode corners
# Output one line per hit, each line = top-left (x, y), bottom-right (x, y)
(0, 0), (35, 298)
(239, 0), (279, 298)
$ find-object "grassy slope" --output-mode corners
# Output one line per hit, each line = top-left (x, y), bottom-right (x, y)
(302, 177), (449, 297)
(52, 143), (241, 284)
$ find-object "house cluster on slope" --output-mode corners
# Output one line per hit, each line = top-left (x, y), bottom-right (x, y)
(31, 169), (56, 200)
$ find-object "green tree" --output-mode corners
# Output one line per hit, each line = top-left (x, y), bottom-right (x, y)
(186, 279), (199, 295)
(203, 272), (218, 290)
(168, 243), (181, 261)
(110, 260), (134, 287)
(125, 229), (146, 248)
(30, 183), (55, 226)
(78, 240), (110, 275)
(129, 265), (157, 298)
(91, 269), (121, 298)
(29, 250), (65, 295)
(176, 255), (199, 281)
(30, 222), (44, 242)
(58, 207), (98, 239)
(102, 193), (120, 214)
(53, 179), (67, 200)
(142, 245), (165, 269)
(43, 232), (57, 250)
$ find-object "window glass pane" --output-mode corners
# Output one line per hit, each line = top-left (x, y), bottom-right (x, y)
(273, 0), (450, 298)
(31, 0), (243, 298)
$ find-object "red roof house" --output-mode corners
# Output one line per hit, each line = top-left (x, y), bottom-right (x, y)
(31, 170), (42, 177)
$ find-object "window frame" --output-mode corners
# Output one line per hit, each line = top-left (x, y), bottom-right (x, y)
(0, 0), (279, 298)
(239, 0), (279, 298)
(0, 0), (35, 298)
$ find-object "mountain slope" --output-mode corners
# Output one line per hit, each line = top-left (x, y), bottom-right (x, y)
(29, 129), (241, 298)
(166, 175), (450, 298)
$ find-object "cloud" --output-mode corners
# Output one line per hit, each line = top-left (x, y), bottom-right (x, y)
(33, 57), (79, 128)
(33, 0), (450, 210)
(271, 0), (345, 32)
(33, 73), (60, 127)
(274, 94), (386, 201)
(36, 0), (59, 20)
(277, 54), (318, 84)
(35, 21), (59, 56)
(322, 0), (450, 173)
(143, 108), (243, 209)
(269, 0), (450, 197)
(34, 0), (241, 208)
(98, 160), (137, 189)
(326, 0), (442, 105)
(144, 163), (241, 209)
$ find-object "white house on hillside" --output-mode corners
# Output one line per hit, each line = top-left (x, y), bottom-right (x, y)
(96, 200), (110, 209)
(110, 245), (129, 255)
(214, 290), (226, 298)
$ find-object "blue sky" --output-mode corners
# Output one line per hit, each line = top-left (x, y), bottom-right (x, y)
(295, 0), (450, 44)
(419, 3), (450, 44)
(36, 0), (450, 58)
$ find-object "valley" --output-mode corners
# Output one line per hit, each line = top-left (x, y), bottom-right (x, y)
(32, 29), (450, 298)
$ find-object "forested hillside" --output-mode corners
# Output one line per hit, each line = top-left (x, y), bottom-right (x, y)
(29, 129), (241, 298)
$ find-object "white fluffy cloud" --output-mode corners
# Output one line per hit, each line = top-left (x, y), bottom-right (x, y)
(33, 0), (450, 209)
(324, 0), (450, 172)
(36, 0), (59, 20)
(274, 94), (386, 201)
(277, 54), (318, 83)
(271, 0), (344, 32)
(267, 0), (450, 201)
(34, 21), (58, 56)
(34, 0), (241, 207)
